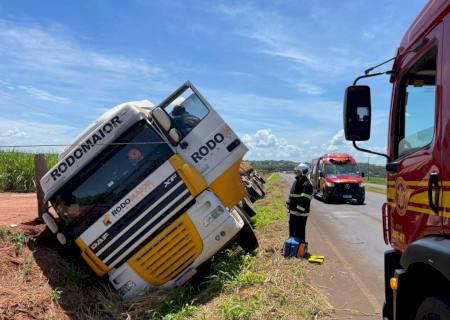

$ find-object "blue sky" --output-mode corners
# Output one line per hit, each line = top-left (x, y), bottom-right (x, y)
(0, 0), (427, 164)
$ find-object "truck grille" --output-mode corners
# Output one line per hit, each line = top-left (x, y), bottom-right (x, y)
(128, 214), (203, 286)
(335, 183), (359, 193)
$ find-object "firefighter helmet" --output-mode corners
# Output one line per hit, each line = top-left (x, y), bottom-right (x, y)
(294, 163), (309, 174)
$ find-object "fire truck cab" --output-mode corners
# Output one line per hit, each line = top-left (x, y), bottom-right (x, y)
(343, 1), (450, 318)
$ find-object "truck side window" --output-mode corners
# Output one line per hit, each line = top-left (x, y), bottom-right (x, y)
(165, 89), (209, 138)
(396, 47), (437, 158)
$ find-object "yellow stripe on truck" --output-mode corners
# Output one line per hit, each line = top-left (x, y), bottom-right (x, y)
(128, 213), (203, 286)
(209, 158), (247, 208)
(169, 154), (207, 197)
(75, 237), (109, 276)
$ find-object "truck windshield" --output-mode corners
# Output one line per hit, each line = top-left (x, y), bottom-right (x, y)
(51, 120), (173, 229)
(325, 163), (359, 178)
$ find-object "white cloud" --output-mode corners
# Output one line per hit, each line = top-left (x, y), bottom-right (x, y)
(243, 129), (301, 160)
(217, 4), (366, 77)
(294, 83), (325, 95)
(17, 85), (70, 104)
(0, 20), (162, 79)
(0, 118), (76, 151)
(1, 128), (26, 138)
(327, 129), (346, 151)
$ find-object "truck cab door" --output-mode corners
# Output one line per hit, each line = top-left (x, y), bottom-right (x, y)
(387, 24), (444, 249)
(157, 82), (248, 186)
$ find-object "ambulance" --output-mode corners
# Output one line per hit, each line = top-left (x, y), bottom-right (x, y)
(39, 82), (258, 298)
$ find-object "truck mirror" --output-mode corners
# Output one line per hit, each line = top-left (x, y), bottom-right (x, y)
(169, 128), (182, 144)
(319, 171), (324, 178)
(152, 107), (172, 132)
(343, 85), (371, 141)
(361, 172), (365, 178)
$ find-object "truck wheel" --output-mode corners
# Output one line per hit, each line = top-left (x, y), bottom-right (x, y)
(415, 296), (450, 320)
(322, 189), (329, 203)
(236, 210), (259, 253)
(190, 258), (212, 289)
(240, 197), (257, 217)
(356, 197), (365, 205)
(248, 185), (263, 201)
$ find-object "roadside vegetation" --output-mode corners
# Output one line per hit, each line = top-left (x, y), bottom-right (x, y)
(0, 173), (331, 319)
(0, 151), (58, 192)
(364, 177), (386, 185)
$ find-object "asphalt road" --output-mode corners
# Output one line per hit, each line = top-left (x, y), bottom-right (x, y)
(280, 173), (389, 318)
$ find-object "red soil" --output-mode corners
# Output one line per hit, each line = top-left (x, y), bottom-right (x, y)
(0, 193), (38, 226)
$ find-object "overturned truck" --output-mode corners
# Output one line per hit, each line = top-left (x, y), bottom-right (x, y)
(39, 82), (258, 298)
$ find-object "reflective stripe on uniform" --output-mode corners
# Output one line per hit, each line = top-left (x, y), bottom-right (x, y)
(290, 193), (312, 199)
(297, 205), (305, 212)
(290, 211), (309, 217)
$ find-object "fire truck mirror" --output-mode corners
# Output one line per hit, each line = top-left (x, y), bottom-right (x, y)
(343, 85), (371, 141)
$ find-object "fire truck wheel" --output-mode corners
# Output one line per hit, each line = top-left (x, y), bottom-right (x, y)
(236, 211), (259, 253)
(415, 296), (450, 320)
(241, 197), (257, 217)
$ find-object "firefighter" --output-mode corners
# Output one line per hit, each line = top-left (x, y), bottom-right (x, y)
(286, 163), (313, 241)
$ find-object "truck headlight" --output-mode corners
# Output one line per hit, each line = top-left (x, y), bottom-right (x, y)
(359, 182), (365, 187)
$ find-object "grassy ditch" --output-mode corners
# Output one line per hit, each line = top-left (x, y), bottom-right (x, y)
(0, 151), (58, 192)
(0, 173), (331, 319)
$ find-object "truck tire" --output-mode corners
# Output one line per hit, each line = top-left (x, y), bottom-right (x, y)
(356, 197), (365, 205)
(240, 197), (257, 218)
(415, 296), (450, 320)
(236, 210), (259, 253)
(248, 185), (263, 201)
(322, 189), (329, 203)
(190, 258), (212, 289)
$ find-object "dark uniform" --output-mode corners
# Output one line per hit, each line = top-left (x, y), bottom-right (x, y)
(287, 175), (313, 240)
(171, 106), (201, 137)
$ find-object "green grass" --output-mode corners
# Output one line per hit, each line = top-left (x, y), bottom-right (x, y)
(0, 151), (58, 192)
(151, 249), (258, 320)
(365, 177), (386, 185)
(252, 173), (286, 228)
(220, 293), (263, 320)
(365, 185), (386, 194)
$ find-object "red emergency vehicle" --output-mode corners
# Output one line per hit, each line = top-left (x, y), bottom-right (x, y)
(343, 1), (450, 318)
(310, 154), (365, 204)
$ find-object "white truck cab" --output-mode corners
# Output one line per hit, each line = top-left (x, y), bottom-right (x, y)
(40, 82), (258, 298)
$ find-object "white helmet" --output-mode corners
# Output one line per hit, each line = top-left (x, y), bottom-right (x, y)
(294, 163), (309, 174)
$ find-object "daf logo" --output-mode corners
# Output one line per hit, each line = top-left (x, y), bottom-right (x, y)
(164, 174), (177, 188)
(345, 184), (350, 189)
(90, 233), (108, 250)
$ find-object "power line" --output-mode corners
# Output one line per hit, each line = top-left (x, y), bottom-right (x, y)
(0, 142), (170, 149)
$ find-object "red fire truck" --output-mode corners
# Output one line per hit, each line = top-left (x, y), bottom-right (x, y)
(343, 1), (450, 319)
(310, 153), (365, 204)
